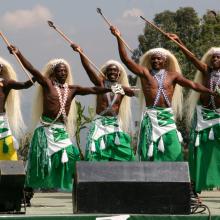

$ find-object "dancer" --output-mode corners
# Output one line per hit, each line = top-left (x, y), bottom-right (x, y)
(9, 45), (114, 190)
(167, 33), (220, 193)
(0, 56), (35, 161)
(71, 44), (135, 161)
(110, 26), (218, 162)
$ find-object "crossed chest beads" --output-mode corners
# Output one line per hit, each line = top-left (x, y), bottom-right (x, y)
(151, 69), (171, 107)
(209, 70), (220, 110)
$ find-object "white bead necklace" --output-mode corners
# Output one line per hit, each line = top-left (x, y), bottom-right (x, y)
(209, 70), (220, 110)
(53, 82), (69, 123)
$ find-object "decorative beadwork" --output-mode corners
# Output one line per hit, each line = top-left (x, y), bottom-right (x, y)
(53, 82), (69, 123)
(209, 70), (220, 110)
(151, 69), (171, 107)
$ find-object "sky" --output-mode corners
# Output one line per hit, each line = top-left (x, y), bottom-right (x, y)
(0, 0), (219, 128)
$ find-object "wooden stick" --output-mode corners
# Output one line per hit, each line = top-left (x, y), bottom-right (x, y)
(47, 20), (105, 77)
(140, 16), (195, 57)
(96, 8), (134, 54)
(0, 32), (34, 84)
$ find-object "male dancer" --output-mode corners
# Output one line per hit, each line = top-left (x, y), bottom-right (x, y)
(9, 45), (114, 191)
(71, 44), (135, 161)
(167, 33), (220, 192)
(0, 56), (34, 160)
(110, 26), (218, 162)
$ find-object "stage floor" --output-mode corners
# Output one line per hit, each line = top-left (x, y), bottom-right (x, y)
(1, 191), (220, 219)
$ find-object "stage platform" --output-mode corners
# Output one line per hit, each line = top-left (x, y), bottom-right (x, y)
(0, 191), (220, 220)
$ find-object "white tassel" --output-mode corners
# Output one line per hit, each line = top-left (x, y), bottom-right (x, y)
(48, 157), (52, 169)
(61, 149), (68, 163)
(209, 128), (215, 140)
(158, 137), (165, 153)
(147, 142), (154, 157)
(115, 133), (121, 145)
(90, 141), (96, 152)
(12, 136), (19, 150)
(195, 134), (200, 147)
(100, 138), (106, 150)
(24, 161), (28, 172)
(177, 131), (183, 143)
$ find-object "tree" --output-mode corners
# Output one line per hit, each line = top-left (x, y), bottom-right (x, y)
(134, 8), (220, 80)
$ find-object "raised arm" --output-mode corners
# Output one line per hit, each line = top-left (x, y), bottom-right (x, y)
(8, 45), (48, 85)
(70, 44), (102, 86)
(6, 77), (36, 90)
(175, 73), (215, 95)
(71, 85), (111, 97)
(110, 26), (149, 78)
(168, 34), (208, 74)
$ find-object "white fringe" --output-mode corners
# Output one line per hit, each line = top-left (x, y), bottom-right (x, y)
(158, 137), (165, 153)
(195, 134), (200, 147)
(177, 131), (183, 143)
(90, 141), (96, 152)
(100, 138), (106, 150)
(209, 128), (215, 140)
(114, 133), (121, 145)
(61, 149), (68, 163)
(147, 142), (154, 157)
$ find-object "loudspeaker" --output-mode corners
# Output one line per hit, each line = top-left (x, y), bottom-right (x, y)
(0, 160), (25, 212)
(74, 161), (191, 214)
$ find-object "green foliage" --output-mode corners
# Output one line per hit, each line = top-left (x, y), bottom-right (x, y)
(75, 101), (95, 159)
(135, 8), (220, 80)
(18, 132), (32, 161)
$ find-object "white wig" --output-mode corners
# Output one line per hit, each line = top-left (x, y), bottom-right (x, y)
(137, 48), (183, 120)
(186, 47), (220, 126)
(99, 60), (131, 133)
(0, 57), (26, 139)
(32, 58), (77, 137)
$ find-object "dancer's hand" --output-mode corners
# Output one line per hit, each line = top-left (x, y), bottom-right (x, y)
(70, 43), (83, 53)
(110, 26), (121, 37)
(111, 83), (125, 95)
(7, 45), (19, 55)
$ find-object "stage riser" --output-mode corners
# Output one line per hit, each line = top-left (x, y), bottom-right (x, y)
(75, 162), (191, 214)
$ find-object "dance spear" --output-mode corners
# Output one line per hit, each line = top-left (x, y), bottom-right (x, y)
(0, 32), (34, 84)
(139, 15), (195, 57)
(47, 20), (105, 78)
(96, 8), (134, 54)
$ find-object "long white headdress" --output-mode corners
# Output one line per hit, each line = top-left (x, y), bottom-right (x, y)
(32, 58), (77, 137)
(186, 47), (220, 126)
(137, 48), (183, 120)
(99, 60), (131, 132)
(0, 57), (25, 139)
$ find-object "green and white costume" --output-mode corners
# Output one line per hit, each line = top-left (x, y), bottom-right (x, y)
(138, 107), (183, 161)
(138, 69), (183, 161)
(0, 113), (19, 161)
(189, 69), (220, 192)
(189, 105), (220, 192)
(85, 115), (135, 161)
(26, 116), (80, 191)
(85, 83), (134, 161)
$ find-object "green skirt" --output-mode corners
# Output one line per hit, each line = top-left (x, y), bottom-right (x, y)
(138, 107), (183, 161)
(85, 116), (135, 161)
(25, 118), (80, 191)
(189, 123), (220, 192)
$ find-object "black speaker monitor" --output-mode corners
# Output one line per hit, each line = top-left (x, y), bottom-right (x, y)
(74, 161), (191, 214)
(0, 160), (25, 212)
